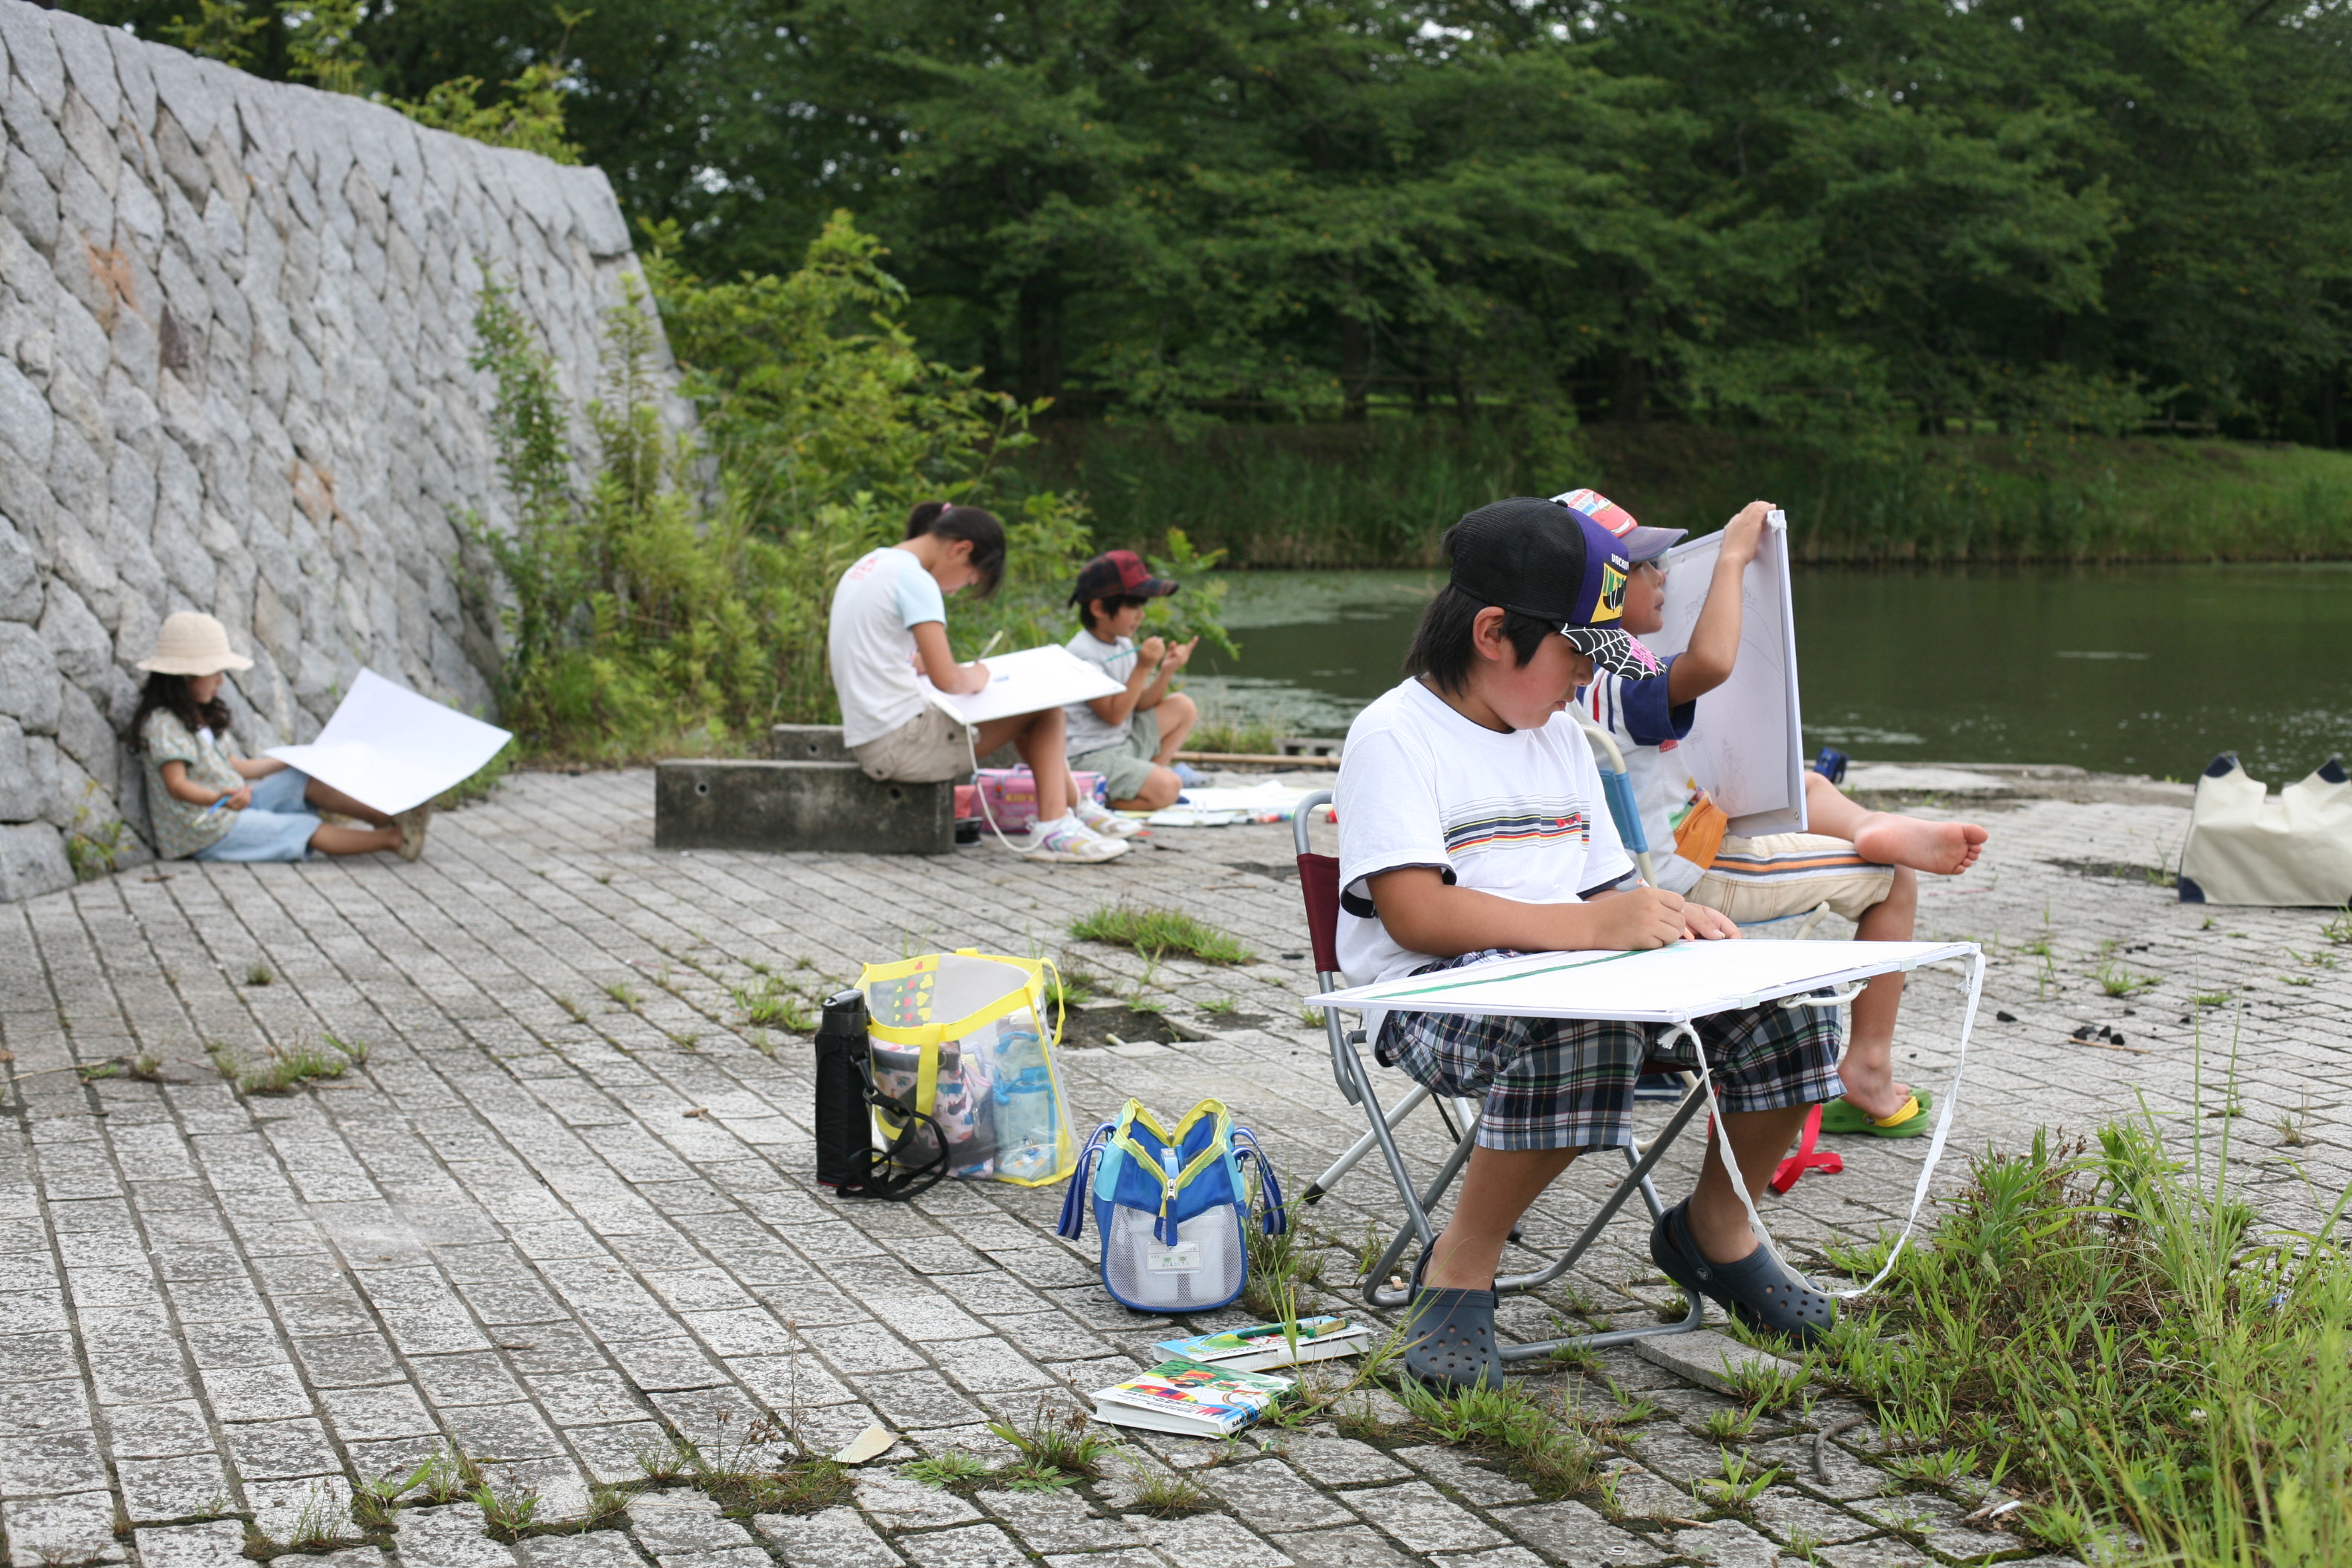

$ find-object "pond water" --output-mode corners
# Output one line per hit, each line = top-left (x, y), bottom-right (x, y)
(1183, 564), (2352, 783)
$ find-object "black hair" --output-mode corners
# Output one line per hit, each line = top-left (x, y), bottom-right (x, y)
(127, 671), (232, 753)
(904, 500), (1007, 597)
(1079, 592), (1149, 636)
(1402, 584), (1557, 696)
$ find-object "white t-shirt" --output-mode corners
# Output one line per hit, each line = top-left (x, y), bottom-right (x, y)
(1334, 679), (1636, 989)
(829, 547), (949, 748)
(1062, 627), (1140, 755)
(1575, 661), (1708, 893)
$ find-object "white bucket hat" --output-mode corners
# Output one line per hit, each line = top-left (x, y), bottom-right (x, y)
(137, 612), (255, 676)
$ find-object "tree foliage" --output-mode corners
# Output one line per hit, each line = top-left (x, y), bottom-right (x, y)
(68, 0), (2352, 443)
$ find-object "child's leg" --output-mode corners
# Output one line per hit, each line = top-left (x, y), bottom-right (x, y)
(302, 778), (396, 828)
(1149, 691), (1198, 763)
(976, 710), (1073, 822)
(1801, 772), (1987, 877)
(1685, 1103), (1816, 1261)
(308, 823), (401, 855)
(1838, 867), (1919, 1120)
(1422, 1146), (1579, 1290)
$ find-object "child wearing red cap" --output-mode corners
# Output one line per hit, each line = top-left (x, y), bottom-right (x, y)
(1062, 550), (1200, 812)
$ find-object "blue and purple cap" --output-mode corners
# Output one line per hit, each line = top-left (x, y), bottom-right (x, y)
(1442, 497), (1665, 678)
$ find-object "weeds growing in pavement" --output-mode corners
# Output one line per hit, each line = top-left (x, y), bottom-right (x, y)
(1070, 904), (1255, 964)
(245, 964), (273, 987)
(2321, 904), (2352, 944)
(210, 1036), (353, 1095)
(904, 1451), (990, 1490)
(471, 1482), (542, 1540)
(1698, 1405), (1759, 1443)
(1724, 1356), (1815, 1416)
(1122, 1463), (1210, 1517)
(1241, 1173), (1323, 1320)
(1299, 1004), (1324, 1029)
(1397, 1378), (1598, 1499)
(1696, 1448), (1781, 1512)
(1808, 1056), (2352, 1565)
(604, 981), (643, 1013)
(1201, 994), (1241, 1016)
(555, 994), (588, 1024)
(731, 976), (815, 1033)
(128, 1053), (166, 1081)
(348, 1462), (424, 1530)
(413, 1442), (490, 1504)
(2092, 954), (2158, 997)
(987, 1399), (1115, 1487)
(1883, 1447), (1979, 1487)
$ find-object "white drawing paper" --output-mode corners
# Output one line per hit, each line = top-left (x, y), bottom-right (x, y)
(1310, 940), (1973, 1025)
(1638, 513), (1808, 836)
(921, 644), (1123, 727)
(266, 668), (512, 817)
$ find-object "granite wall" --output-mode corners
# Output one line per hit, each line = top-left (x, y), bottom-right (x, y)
(0, 0), (647, 899)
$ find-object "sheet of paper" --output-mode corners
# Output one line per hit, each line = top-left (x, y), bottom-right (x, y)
(1310, 939), (1973, 1024)
(1638, 515), (1808, 836)
(265, 668), (512, 817)
(922, 644), (1123, 727)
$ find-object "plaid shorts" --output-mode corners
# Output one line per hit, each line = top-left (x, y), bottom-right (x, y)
(1376, 948), (1845, 1152)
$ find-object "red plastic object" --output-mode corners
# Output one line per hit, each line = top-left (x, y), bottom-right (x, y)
(1770, 1103), (1842, 1195)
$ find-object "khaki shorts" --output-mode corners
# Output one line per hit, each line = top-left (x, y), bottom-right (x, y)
(851, 706), (973, 783)
(1688, 833), (1896, 924)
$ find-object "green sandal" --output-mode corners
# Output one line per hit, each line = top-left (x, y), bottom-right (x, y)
(1817, 1088), (1933, 1138)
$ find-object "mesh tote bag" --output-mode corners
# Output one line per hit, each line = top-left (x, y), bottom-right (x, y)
(858, 950), (1079, 1186)
(1056, 1099), (1286, 1313)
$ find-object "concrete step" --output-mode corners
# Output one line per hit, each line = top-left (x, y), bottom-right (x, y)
(656, 760), (955, 855)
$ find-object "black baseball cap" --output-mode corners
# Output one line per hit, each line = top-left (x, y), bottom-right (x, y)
(1446, 498), (1666, 679)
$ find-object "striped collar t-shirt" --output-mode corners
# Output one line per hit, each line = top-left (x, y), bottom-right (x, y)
(1333, 678), (1633, 987)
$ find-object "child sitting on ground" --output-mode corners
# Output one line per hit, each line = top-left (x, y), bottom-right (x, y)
(1336, 496), (1846, 1390)
(828, 502), (1138, 863)
(131, 612), (428, 863)
(1061, 551), (1200, 812)
(1565, 489), (1987, 1137)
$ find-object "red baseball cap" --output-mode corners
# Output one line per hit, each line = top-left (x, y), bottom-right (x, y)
(1069, 550), (1180, 606)
(1549, 487), (1686, 563)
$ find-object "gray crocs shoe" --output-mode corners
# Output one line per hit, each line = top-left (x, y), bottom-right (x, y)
(1650, 1198), (1836, 1346)
(1401, 1246), (1503, 1391)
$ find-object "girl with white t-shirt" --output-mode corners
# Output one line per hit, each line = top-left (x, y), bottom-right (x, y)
(826, 503), (1135, 863)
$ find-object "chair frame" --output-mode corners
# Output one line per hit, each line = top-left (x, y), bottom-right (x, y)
(1292, 789), (1708, 1362)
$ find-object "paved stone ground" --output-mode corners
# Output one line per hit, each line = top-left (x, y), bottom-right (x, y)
(6, 768), (2348, 1568)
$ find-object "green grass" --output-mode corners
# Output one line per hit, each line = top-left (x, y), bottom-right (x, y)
(209, 1036), (360, 1095)
(1808, 1097), (2352, 1564)
(1069, 904), (1255, 965)
(731, 976), (816, 1032)
(1189, 714), (1281, 754)
(985, 1400), (1116, 1490)
(1121, 1463), (1210, 1517)
(1013, 419), (2352, 566)
(904, 1451), (990, 1490)
(1396, 1378), (1599, 1500)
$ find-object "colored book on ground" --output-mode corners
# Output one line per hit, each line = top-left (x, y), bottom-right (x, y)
(1089, 1358), (1294, 1437)
(1152, 1315), (1372, 1372)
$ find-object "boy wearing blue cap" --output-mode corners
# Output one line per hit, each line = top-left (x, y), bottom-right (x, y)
(1333, 497), (1845, 1391)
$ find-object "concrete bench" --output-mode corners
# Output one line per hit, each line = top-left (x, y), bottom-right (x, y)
(769, 722), (1018, 771)
(655, 759), (955, 855)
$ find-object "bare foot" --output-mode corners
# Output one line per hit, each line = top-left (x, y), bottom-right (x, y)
(1852, 816), (1987, 876)
(1834, 1050), (1913, 1121)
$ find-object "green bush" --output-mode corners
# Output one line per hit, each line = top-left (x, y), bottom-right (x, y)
(465, 214), (1117, 760)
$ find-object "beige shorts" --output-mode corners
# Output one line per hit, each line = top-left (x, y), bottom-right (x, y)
(850, 706), (973, 783)
(1687, 833), (1896, 924)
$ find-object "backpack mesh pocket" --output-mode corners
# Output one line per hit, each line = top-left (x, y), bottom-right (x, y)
(1101, 1204), (1244, 1313)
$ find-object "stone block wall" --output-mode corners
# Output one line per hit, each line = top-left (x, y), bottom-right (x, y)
(0, 0), (650, 900)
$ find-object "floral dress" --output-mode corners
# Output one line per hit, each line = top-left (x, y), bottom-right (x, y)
(141, 710), (244, 860)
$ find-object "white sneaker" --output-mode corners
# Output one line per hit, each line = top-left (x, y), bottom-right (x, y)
(1073, 795), (1146, 838)
(1022, 813), (1128, 863)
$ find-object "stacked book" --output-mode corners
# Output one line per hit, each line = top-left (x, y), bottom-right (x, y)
(1088, 1316), (1374, 1437)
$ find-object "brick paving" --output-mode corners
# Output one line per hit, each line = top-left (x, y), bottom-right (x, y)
(5, 768), (2348, 1568)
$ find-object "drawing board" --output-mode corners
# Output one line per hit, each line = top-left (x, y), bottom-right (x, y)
(922, 644), (1123, 727)
(265, 668), (512, 816)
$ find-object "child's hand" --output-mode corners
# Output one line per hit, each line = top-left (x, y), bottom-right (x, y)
(1681, 904), (1740, 941)
(1163, 637), (1198, 673)
(218, 785), (252, 812)
(1590, 887), (1689, 950)
(1138, 636), (1168, 668)
(1719, 500), (1773, 567)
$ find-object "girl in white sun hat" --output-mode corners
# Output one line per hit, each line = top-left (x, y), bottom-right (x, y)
(129, 612), (431, 864)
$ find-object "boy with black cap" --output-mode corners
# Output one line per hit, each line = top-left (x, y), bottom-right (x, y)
(1564, 489), (1988, 1138)
(1062, 549), (1200, 812)
(1334, 497), (1844, 1391)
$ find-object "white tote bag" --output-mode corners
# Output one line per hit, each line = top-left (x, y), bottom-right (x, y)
(2179, 755), (2352, 907)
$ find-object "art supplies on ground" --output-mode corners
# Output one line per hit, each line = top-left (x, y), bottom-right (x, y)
(1144, 781), (1325, 827)
(1088, 1358), (1293, 1437)
(921, 644), (1123, 726)
(1637, 513), (1807, 836)
(1152, 1315), (1371, 1371)
(263, 667), (511, 816)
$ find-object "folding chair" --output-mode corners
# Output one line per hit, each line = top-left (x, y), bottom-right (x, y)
(1290, 789), (1707, 1359)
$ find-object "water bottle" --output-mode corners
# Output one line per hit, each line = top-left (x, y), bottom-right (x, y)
(990, 1025), (1057, 1181)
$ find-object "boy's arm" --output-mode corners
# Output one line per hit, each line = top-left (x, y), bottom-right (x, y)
(1365, 866), (1688, 955)
(1085, 638), (1164, 725)
(1667, 500), (1773, 706)
(1133, 637), (1195, 712)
